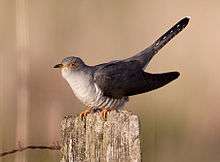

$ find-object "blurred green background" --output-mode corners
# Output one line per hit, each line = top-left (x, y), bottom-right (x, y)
(1, 0), (220, 162)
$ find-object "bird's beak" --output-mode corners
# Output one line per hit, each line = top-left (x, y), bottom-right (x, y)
(53, 63), (63, 68)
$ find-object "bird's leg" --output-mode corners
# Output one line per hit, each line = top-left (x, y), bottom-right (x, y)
(100, 107), (116, 120)
(124, 107), (132, 113)
(80, 107), (92, 119)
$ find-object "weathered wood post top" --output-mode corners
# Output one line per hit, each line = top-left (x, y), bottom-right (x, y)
(60, 110), (141, 162)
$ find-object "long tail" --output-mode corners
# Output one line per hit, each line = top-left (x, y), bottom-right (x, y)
(126, 17), (190, 68)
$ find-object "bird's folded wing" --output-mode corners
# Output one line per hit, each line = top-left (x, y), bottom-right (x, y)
(94, 61), (179, 98)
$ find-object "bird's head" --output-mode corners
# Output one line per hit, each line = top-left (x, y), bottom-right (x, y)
(54, 56), (86, 78)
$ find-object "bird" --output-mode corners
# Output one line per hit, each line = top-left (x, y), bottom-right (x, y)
(54, 17), (190, 119)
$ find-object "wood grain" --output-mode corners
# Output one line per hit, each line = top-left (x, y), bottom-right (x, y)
(61, 110), (141, 162)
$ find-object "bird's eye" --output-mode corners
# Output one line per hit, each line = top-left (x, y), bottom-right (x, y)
(70, 63), (75, 67)
(69, 63), (78, 68)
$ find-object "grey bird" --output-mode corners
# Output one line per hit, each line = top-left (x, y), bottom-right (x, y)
(54, 17), (190, 119)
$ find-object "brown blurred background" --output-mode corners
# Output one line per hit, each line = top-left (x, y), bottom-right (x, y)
(1, 0), (220, 162)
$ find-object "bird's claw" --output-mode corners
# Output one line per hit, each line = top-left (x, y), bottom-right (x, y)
(100, 108), (114, 120)
(80, 108), (92, 119)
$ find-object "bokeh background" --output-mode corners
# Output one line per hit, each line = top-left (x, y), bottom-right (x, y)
(1, 0), (220, 162)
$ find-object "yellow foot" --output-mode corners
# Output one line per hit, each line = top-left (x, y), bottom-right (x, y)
(80, 108), (92, 119)
(124, 108), (132, 113)
(100, 108), (115, 120)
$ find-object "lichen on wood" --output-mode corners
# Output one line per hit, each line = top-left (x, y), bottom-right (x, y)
(60, 110), (141, 162)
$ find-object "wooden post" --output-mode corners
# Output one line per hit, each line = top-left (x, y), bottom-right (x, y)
(60, 110), (141, 162)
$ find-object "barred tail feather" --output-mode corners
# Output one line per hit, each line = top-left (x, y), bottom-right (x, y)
(150, 16), (190, 54)
(127, 17), (190, 68)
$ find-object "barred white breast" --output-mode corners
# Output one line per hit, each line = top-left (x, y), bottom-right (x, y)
(62, 69), (128, 110)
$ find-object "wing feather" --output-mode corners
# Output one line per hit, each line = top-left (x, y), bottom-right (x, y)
(94, 61), (179, 98)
